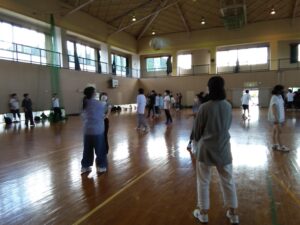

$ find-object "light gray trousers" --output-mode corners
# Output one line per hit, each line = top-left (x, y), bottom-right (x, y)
(196, 161), (238, 210)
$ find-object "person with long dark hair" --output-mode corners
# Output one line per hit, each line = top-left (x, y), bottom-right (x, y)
(268, 85), (289, 151)
(192, 76), (239, 224)
(81, 86), (107, 174)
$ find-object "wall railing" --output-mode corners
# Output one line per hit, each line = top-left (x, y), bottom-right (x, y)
(1, 41), (300, 77)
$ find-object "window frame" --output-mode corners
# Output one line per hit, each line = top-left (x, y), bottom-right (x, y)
(145, 56), (169, 72)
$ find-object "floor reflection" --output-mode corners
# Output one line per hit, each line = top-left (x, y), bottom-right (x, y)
(231, 142), (268, 168)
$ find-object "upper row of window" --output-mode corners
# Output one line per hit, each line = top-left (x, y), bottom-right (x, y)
(0, 21), (299, 74)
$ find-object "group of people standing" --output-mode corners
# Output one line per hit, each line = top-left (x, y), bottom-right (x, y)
(240, 87), (290, 152)
(136, 89), (176, 132)
(145, 90), (183, 120)
(9, 93), (34, 126)
(7, 93), (62, 126)
(78, 78), (294, 225)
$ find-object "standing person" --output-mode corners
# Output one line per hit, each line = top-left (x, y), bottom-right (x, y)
(147, 90), (156, 118)
(294, 89), (300, 110)
(159, 93), (164, 110)
(9, 93), (21, 122)
(193, 76), (239, 224)
(81, 86), (107, 174)
(100, 92), (112, 154)
(241, 89), (251, 119)
(164, 90), (173, 125)
(136, 88), (148, 132)
(154, 93), (160, 118)
(286, 89), (294, 110)
(268, 85), (290, 152)
(178, 92), (183, 110)
(22, 93), (34, 127)
(52, 93), (62, 122)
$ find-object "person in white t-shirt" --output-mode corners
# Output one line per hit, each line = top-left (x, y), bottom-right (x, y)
(9, 93), (21, 122)
(164, 90), (173, 125)
(52, 93), (62, 121)
(241, 90), (251, 119)
(268, 85), (289, 152)
(136, 88), (148, 132)
(286, 89), (294, 110)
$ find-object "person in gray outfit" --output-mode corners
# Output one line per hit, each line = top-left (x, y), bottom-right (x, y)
(192, 76), (239, 225)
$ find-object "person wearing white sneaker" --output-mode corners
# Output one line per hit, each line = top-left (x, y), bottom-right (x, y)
(136, 88), (149, 132)
(192, 76), (239, 224)
(81, 87), (108, 174)
(268, 85), (290, 153)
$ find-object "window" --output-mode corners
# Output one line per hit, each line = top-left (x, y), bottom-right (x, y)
(217, 47), (268, 67)
(0, 21), (47, 64)
(111, 53), (128, 76)
(67, 41), (96, 72)
(178, 54), (192, 69)
(146, 56), (168, 72)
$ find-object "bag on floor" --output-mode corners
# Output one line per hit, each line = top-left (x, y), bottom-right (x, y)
(4, 115), (12, 125)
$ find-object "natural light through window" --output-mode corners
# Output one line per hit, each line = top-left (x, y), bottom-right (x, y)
(67, 41), (96, 72)
(0, 21), (46, 64)
(217, 47), (268, 67)
(111, 54), (127, 76)
(146, 56), (168, 72)
(178, 54), (192, 69)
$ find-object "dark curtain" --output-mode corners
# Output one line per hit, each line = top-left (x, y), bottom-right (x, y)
(74, 43), (81, 71)
(126, 57), (130, 77)
(290, 43), (298, 64)
(112, 55), (116, 75)
(166, 56), (172, 75)
(97, 49), (102, 73)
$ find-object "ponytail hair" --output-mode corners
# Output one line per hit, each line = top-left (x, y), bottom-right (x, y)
(82, 86), (95, 110)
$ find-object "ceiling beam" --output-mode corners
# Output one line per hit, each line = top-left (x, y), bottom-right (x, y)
(137, 0), (169, 40)
(292, 0), (300, 19)
(243, 0), (247, 24)
(109, 0), (181, 36)
(63, 0), (94, 18)
(175, 3), (190, 33)
(108, 0), (154, 24)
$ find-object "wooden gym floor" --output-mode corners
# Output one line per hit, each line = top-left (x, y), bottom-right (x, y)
(0, 108), (299, 225)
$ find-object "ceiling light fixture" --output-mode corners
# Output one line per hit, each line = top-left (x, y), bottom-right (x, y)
(132, 15), (136, 22)
(201, 17), (206, 25)
(151, 30), (156, 35)
(270, 7), (276, 15)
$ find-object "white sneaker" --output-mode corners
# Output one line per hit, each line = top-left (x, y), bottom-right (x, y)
(278, 145), (290, 152)
(193, 209), (208, 223)
(226, 210), (239, 224)
(142, 127), (149, 132)
(97, 167), (107, 173)
(81, 167), (92, 174)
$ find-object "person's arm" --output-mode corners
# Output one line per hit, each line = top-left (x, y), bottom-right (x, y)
(193, 106), (204, 142)
(21, 100), (26, 112)
(271, 104), (279, 124)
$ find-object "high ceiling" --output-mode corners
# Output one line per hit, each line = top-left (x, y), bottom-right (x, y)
(59, 0), (300, 39)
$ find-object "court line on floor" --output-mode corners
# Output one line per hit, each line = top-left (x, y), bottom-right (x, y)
(0, 143), (82, 169)
(72, 163), (163, 225)
(271, 173), (300, 207)
(266, 173), (280, 225)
